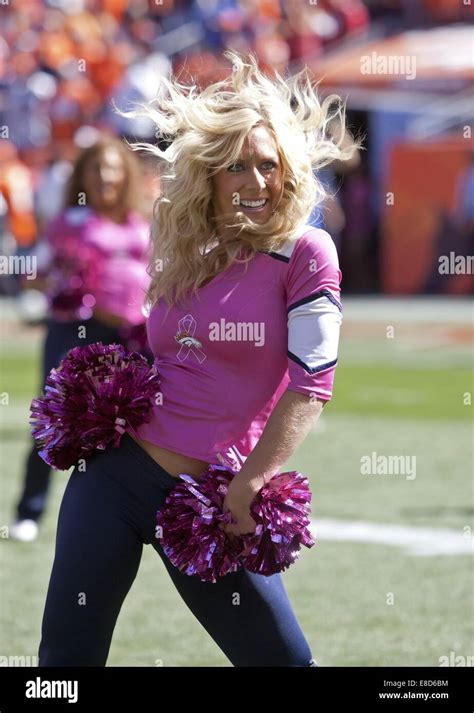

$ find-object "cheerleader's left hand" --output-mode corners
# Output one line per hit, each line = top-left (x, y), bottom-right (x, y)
(221, 478), (258, 538)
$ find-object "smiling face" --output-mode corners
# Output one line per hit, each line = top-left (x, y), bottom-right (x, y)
(211, 125), (283, 230)
(81, 146), (127, 214)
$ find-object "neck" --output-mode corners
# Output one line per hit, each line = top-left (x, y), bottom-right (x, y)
(97, 206), (128, 224)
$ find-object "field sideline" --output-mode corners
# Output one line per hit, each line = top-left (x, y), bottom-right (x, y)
(0, 297), (472, 666)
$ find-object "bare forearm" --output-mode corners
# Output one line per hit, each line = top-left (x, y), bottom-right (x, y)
(234, 389), (325, 493)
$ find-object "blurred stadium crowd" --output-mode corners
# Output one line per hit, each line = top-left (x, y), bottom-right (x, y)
(1, 0), (473, 301)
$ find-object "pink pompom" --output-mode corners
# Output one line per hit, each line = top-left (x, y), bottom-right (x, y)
(156, 466), (244, 583)
(156, 466), (315, 582)
(30, 342), (161, 470)
(242, 471), (315, 576)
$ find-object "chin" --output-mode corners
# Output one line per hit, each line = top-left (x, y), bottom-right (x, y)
(101, 198), (120, 210)
(249, 211), (273, 225)
(234, 207), (273, 222)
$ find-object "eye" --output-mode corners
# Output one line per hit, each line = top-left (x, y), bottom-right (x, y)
(261, 161), (276, 171)
(227, 162), (244, 172)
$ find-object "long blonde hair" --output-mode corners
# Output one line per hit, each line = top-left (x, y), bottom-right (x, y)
(121, 52), (358, 312)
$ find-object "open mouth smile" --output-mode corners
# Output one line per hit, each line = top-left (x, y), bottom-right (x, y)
(238, 199), (269, 211)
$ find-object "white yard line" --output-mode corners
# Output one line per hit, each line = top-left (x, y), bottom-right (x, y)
(310, 518), (474, 556)
(341, 297), (473, 324)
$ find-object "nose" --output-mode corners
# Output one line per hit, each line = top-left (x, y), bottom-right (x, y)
(99, 166), (116, 183)
(244, 167), (266, 193)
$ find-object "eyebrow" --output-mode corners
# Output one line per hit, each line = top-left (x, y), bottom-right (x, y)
(233, 154), (279, 163)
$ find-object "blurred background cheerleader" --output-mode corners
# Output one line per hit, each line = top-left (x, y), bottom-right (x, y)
(10, 135), (153, 541)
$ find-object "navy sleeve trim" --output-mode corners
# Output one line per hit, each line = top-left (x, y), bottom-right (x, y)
(287, 351), (338, 375)
(258, 250), (291, 263)
(288, 289), (342, 314)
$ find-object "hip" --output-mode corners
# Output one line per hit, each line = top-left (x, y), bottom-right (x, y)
(61, 434), (180, 545)
(127, 432), (210, 479)
(87, 433), (179, 492)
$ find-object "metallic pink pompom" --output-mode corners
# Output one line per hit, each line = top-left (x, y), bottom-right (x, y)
(156, 466), (244, 584)
(30, 342), (161, 470)
(156, 466), (315, 582)
(242, 471), (315, 576)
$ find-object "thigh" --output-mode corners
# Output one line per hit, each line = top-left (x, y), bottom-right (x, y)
(39, 465), (143, 666)
(153, 543), (313, 667)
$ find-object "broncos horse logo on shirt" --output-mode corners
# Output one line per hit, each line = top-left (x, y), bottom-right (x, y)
(175, 314), (207, 363)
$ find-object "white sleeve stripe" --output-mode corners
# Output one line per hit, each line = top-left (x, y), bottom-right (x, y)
(288, 299), (342, 372)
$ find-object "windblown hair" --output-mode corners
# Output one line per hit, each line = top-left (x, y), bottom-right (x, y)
(121, 52), (359, 311)
(64, 134), (140, 220)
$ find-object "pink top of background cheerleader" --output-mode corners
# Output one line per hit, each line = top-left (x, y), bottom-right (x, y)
(128, 225), (343, 471)
(44, 206), (150, 325)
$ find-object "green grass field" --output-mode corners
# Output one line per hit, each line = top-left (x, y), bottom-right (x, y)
(1, 304), (473, 666)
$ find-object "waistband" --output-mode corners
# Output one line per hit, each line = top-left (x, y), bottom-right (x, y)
(94, 432), (180, 491)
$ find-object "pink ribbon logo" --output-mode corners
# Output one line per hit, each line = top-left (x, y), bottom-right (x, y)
(175, 314), (206, 363)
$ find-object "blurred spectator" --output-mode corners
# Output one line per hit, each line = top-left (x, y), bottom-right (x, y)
(421, 151), (474, 294)
(0, 141), (37, 251)
(0, 141), (38, 295)
(1, 0), (369, 157)
(340, 161), (376, 292)
(454, 152), (474, 240)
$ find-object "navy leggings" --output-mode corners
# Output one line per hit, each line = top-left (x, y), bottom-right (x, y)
(39, 434), (315, 667)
